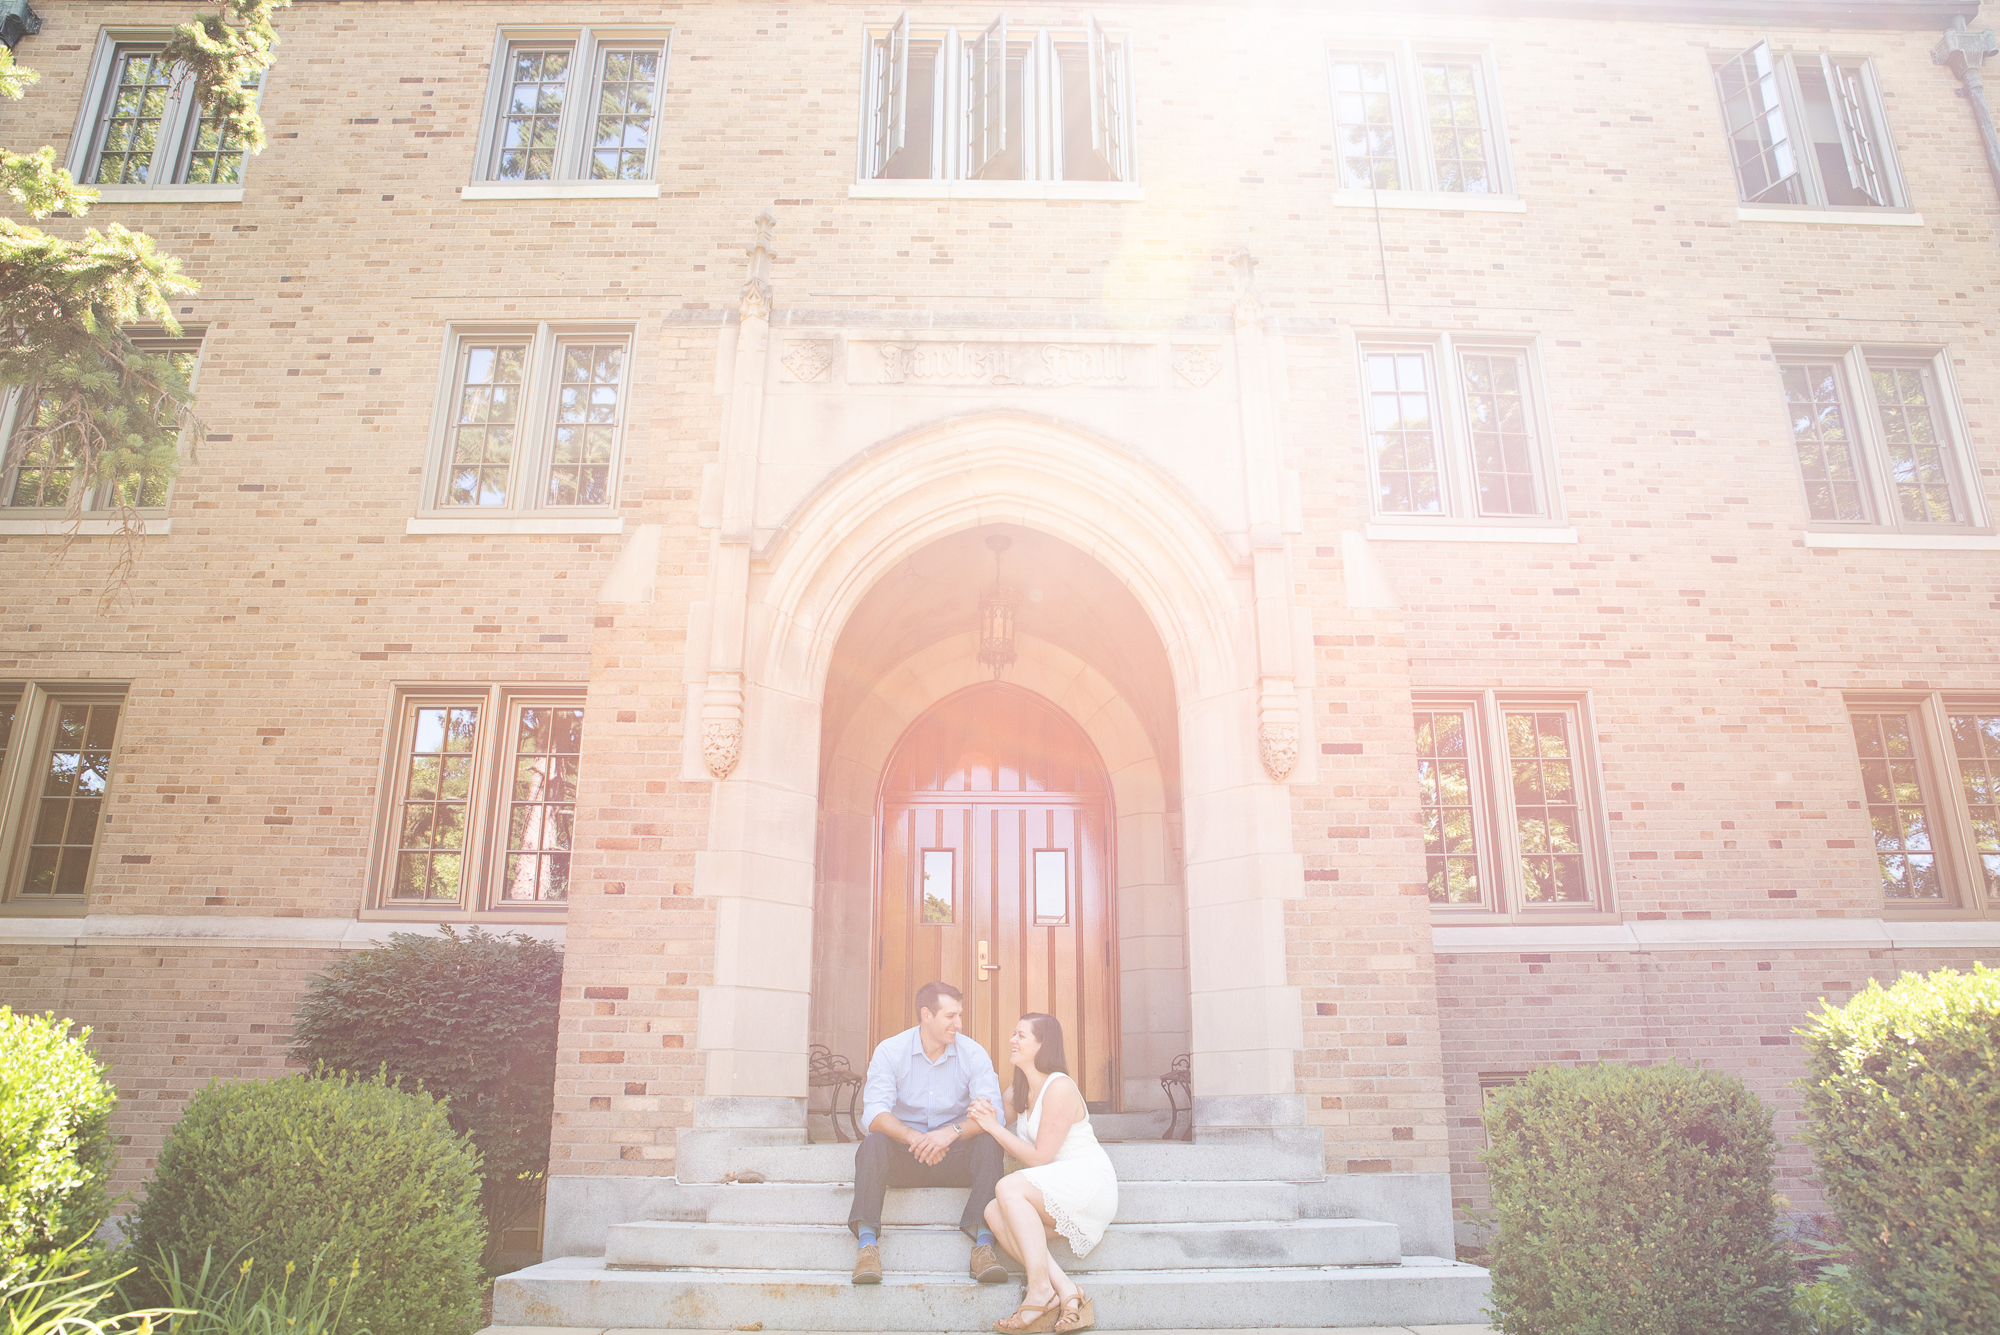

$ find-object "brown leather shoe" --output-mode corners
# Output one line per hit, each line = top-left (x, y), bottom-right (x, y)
(851, 1243), (882, 1284)
(970, 1242), (1009, 1283)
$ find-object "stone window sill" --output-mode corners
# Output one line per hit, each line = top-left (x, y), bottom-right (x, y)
(460, 180), (661, 201)
(1332, 190), (1525, 213)
(1736, 205), (1924, 227)
(1432, 916), (2000, 954)
(1364, 522), (1576, 544)
(406, 514), (625, 536)
(0, 913), (564, 948)
(849, 180), (1143, 202)
(1803, 529), (2000, 551)
(88, 184), (244, 204)
(0, 517), (170, 536)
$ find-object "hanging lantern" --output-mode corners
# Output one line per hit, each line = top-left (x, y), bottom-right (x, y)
(977, 535), (1017, 680)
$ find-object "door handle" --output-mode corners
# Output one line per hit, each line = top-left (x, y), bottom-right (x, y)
(977, 939), (1001, 981)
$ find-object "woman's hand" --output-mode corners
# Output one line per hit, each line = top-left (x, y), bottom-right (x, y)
(966, 1097), (1002, 1135)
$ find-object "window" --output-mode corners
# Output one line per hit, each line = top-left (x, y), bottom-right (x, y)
(1775, 346), (1982, 531)
(421, 325), (632, 516)
(473, 28), (669, 184)
(70, 34), (264, 192)
(0, 683), (128, 910)
(1712, 41), (1907, 210)
(1358, 334), (1560, 523)
(1413, 694), (1612, 916)
(1845, 697), (2000, 917)
(859, 14), (1132, 183)
(1328, 45), (1511, 196)
(1, 336), (200, 516)
(371, 687), (584, 915)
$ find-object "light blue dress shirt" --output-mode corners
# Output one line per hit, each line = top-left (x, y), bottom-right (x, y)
(860, 1026), (1005, 1135)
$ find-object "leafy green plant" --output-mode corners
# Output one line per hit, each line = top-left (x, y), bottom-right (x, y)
(125, 1071), (482, 1335)
(1481, 1059), (1795, 1335)
(289, 926), (562, 1262)
(1798, 963), (2000, 1335)
(0, 1009), (118, 1288)
(2, 1243), (183, 1335)
(152, 1246), (366, 1335)
(1792, 1272), (1872, 1335)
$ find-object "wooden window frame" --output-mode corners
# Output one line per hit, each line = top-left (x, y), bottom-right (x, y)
(1414, 691), (1616, 923)
(364, 684), (584, 921)
(66, 31), (267, 194)
(1355, 331), (1564, 528)
(0, 681), (130, 917)
(471, 26), (673, 184)
(1326, 41), (1514, 198)
(1711, 41), (1909, 213)
(418, 323), (635, 518)
(1773, 343), (1987, 536)
(1846, 692), (2000, 921)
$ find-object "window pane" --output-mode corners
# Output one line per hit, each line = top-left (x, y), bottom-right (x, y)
(443, 341), (526, 507)
(590, 47), (661, 180)
(1460, 351), (1543, 517)
(1714, 42), (1802, 204)
(1780, 360), (1870, 523)
(392, 704), (479, 901)
(921, 849), (954, 924)
(1034, 849), (1068, 925)
(5, 390), (80, 509)
(1850, 710), (1946, 901)
(92, 49), (173, 185)
(1505, 709), (1591, 904)
(1871, 365), (1965, 526)
(500, 705), (584, 902)
(1331, 59), (1400, 190)
(1366, 352), (1443, 514)
(1415, 709), (1482, 905)
(494, 45), (571, 180)
(1951, 712), (2000, 901)
(1419, 59), (1492, 193)
(183, 69), (261, 184)
(20, 702), (119, 897)
(546, 341), (625, 507)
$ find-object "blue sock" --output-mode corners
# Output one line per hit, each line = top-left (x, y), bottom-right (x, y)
(857, 1227), (877, 1249)
(976, 1230), (994, 1248)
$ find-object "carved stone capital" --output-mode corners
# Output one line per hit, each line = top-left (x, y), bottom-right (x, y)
(1258, 721), (1299, 782)
(739, 278), (773, 323)
(703, 719), (743, 779)
(1233, 294), (1265, 331)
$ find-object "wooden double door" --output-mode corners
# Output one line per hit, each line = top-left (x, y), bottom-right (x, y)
(873, 685), (1117, 1108)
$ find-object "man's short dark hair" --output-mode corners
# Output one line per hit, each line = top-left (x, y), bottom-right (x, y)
(914, 980), (963, 1020)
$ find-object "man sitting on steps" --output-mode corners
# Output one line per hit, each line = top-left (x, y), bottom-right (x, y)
(849, 980), (1009, 1286)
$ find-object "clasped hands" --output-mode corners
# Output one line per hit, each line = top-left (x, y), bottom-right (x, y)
(904, 1098), (1003, 1167)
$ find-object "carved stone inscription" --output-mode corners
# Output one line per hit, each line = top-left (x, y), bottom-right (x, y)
(861, 340), (1156, 389)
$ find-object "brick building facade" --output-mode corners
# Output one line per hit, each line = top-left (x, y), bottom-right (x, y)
(2, 0), (1997, 1275)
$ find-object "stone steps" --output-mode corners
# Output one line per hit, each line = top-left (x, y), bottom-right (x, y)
(600, 1179), (1307, 1227)
(673, 1130), (1325, 1184)
(604, 1218), (1401, 1273)
(492, 1256), (1493, 1331)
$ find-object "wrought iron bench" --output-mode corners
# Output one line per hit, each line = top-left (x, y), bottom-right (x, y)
(809, 1043), (865, 1143)
(1160, 1053), (1192, 1141)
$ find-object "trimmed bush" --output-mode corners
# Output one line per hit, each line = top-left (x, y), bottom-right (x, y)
(289, 926), (561, 1257)
(1798, 962), (1999, 1335)
(0, 1009), (117, 1288)
(126, 1070), (483, 1335)
(1482, 1059), (1794, 1335)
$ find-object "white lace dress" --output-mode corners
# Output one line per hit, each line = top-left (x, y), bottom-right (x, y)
(1013, 1071), (1118, 1256)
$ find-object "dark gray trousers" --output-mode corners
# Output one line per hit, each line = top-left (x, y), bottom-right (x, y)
(847, 1131), (1005, 1241)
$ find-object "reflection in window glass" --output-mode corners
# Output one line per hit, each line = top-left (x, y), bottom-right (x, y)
(393, 705), (479, 901)
(1952, 711), (2000, 900)
(22, 702), (120, 897)
(1415, 709), (1481, 904)
(1506, 710), (1589, 903)
(1850, 710), (1943, 900)
(1034, 849), (1068, 925)
(502, 705), (584, 901)
(922, 849), (954, 924)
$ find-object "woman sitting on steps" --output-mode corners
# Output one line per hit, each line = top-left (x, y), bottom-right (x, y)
(966, 1013), (1119, 1335)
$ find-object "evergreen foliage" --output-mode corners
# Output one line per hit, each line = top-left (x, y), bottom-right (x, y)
(125, 1070), (483, 1335)
(1481, 1059), (1795, 1335)
(288, 927), (564, 1261)
(1798, 963), (2000, 1335)
(0, 1009), (118, 1290)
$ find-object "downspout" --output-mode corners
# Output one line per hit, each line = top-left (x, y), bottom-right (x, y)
(1934, 16), (2000, 201)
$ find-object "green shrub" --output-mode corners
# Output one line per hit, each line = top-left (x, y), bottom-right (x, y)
(1798, 963), (1999, 1335)
(289, 926), (561, 1258)
(1792, 1274), (1872, 1335)
(1481, 1060), (1795, 1335)
(0, 1009), (118, 1287)
(125, 1071), (482, 1335)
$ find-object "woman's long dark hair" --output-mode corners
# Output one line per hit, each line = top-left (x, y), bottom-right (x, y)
(1010, 1012), (1070, 1117)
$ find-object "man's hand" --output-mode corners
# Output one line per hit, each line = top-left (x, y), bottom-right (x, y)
(908, 1124), (957, 1167)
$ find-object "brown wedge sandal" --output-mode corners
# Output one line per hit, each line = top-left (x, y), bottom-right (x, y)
(992, 1293), (1063, 1334)
(1054, 1289), (1095, 1333)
